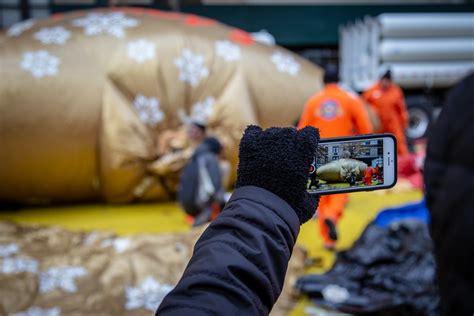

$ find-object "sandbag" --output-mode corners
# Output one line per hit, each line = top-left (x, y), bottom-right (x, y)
(0, 8), (323, 204)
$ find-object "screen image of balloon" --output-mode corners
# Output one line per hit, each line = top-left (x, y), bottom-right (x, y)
(308, 139), (384, 193)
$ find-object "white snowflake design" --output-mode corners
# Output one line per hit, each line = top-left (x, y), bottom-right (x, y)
(101, 237), (130, 253)
(1, 257), (39, 274)
(191, 97), (215, 123)
(174, 49), (209, 87)
(11, 306), (60, 316)
(83, 231), (99, 245)
(215, 40), (241, 62)
(0, 243), (19, 257)
(321, 284), (350, 304)
(20, 50), (61, 78)
(271, 51), (301, 76)
(177, 96), (216, 126)
(133, 94), (164, 128)
(127, 39), (156, 64)
(34, 26), (71, 45)
(7, 19), (34, 37)
(39, 266), (87, 294)
(72, 12), (138, 38)
(251, 30), (275, 46)
(125, 276), (174, 311)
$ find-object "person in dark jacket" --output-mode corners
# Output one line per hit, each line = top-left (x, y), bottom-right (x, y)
(178, 136), (225, 226)
(157, 125), (320, 315)
(424, 73), (474, 315)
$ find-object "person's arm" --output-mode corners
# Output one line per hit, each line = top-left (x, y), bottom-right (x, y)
(157, 186), (300, 315)
(351, 97), (374, 135)
(203, 154), (222, 195)
(361, 88), (372, 104)
(157, 126), (319, 315)
(297, 98), (316, 129)
(395, 87), (409, 129)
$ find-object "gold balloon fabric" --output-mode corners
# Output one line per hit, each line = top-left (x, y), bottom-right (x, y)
(0, 220), (306, 315)
(316, 158), (368, 183)
(0, 8), (323, 204)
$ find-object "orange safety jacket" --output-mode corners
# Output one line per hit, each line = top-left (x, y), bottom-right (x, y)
(298, 84), (373, 138)
(362, 81), (409, 131)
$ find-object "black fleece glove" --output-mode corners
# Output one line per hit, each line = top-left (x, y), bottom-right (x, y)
(236, 125), (320, 224)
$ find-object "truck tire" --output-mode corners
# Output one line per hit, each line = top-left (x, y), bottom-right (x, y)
(406, 96), (433, 140)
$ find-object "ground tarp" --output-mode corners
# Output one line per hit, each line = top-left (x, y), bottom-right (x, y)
(0, 220), (305, 316)
(296, 201), (439, 315)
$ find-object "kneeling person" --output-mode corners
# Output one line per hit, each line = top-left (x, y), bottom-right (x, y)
(178, 136), (225, 226)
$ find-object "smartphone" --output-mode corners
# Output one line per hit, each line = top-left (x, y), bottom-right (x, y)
(307, 134), (397, 195)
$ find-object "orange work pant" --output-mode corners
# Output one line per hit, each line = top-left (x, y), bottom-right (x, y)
(318, 194), (348, 246)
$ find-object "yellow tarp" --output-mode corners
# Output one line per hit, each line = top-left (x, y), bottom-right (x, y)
(0, 190), (423, 270)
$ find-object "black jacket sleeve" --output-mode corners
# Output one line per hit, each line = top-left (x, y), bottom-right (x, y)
(156, 186), (300, 316)
(424, 73), (474, 315)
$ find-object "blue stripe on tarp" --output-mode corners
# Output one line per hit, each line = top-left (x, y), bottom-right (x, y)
(374, 199), (429, 228)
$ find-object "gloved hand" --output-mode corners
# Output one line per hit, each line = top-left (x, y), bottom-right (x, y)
(236, 125), (320, 224)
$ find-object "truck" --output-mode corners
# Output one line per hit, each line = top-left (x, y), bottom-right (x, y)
(339, 13), (474, 140)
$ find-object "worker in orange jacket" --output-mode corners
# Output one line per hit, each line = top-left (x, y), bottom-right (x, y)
(298, 64), (373, 250)
(363, 70), (409, 155)
(363, 166), (375, 186)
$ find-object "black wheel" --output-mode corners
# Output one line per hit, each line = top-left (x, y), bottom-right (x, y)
(406, 96), (434, 140)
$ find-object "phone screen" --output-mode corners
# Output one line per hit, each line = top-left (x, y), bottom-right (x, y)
(307, 135), (396, 195)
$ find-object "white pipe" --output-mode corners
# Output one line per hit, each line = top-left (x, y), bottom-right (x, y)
(380, 38), (474, 61)
(385, 61), (474, 88)
(378, 13), (474, 37)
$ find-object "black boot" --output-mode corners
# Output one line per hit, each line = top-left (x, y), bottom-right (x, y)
(324, 218), (338, 241)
